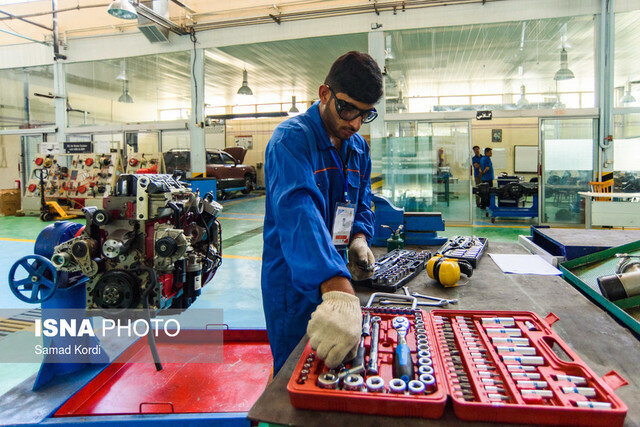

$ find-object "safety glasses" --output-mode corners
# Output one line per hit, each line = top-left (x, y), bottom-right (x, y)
(328, 87), (378, 124)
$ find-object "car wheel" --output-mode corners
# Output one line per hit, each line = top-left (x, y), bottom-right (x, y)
(242, 176), (254, 194)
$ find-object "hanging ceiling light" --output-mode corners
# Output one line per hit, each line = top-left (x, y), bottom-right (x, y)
(107, 0), (138, 20)
(621, 82), (637, 105)
(118, 81), (134, 103)
(554, 48), (575, 81)
(116, 60), (128, 81)
(237, 69), (253, 96)
(289, 96), (299, 114)
(516, 84), (529, 108)
(385, 35), (394, 60)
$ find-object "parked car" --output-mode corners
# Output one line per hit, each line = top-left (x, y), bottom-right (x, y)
(163, 148), (256, 194)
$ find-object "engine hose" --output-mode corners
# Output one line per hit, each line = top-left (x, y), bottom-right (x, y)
(139, 266), (163, 372)
(167, 202), (183, 228)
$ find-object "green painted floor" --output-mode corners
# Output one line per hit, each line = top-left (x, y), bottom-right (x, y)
(0, 194), (563, 406)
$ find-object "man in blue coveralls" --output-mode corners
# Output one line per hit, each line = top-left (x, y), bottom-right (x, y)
(479, 147), (494, 208)
(262, 51), (383, 375)
(472, 145), (483, 207)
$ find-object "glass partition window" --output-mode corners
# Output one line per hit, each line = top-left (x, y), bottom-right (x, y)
(204, 33), (367, 113)
(614, 10), (640, 108)
(66, 52), (191, 126)
(0, 65), (54, 129)
(613, 112), (640, 192)
(384, 15), (596, 113)
(372, 120), (471, 222)
(540, 118), (595, 224)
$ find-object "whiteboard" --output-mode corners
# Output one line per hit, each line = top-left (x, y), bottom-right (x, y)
(492, 147), (506, 170)
(515, 145), (538, 173)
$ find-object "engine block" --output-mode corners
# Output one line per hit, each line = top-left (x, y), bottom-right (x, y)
(51, 174), (223, 311)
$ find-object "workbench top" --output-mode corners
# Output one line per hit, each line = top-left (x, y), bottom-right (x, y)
(247, 241), (640, 427)
(534, 227), (640, 249)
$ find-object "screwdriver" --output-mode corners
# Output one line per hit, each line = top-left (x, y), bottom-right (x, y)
(392, 316), (414, 383)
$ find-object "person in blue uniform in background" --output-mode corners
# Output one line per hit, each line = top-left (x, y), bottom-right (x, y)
(479, 147), (494, 208)
(262, 51), (383, 375)
(471, 145), (483, 207)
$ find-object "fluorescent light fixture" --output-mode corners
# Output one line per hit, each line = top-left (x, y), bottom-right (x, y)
(289, 96), (299, 115)
(237, 69), (253, 96)
(554, 48), (575, 81)
(108, 0), (138, 20)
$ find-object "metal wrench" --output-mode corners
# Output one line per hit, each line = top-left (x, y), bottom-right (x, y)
(379, 299), (448, 307)
(366, 316), (381, 375)
(412, 291), (458, 305)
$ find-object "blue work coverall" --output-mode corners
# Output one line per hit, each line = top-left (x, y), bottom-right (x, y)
(261, 101), (375, 375)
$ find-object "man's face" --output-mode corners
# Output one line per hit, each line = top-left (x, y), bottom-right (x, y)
(487, 150), (493, 157)
(473, 147), (480, 156)
(319, 85), (375, 141)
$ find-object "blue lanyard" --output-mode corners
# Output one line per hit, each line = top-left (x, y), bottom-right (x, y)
(329, 147), (349, 203)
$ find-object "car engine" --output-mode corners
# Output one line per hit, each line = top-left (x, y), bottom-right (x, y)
(50, 174), (222, 312)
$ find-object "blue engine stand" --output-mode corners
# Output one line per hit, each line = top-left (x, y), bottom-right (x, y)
(486, 194), (538, 223)
(8, 221), (108, 390)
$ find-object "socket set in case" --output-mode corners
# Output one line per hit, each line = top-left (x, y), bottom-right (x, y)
(287, 309), (628, 425)
(436, 236), (487, 268)
(352, 249), (432, 292)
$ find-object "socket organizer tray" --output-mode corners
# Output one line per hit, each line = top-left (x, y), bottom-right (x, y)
(287, 309), (628, 425)
(352, 249), (432, 291)
(436, 236), (488, 268)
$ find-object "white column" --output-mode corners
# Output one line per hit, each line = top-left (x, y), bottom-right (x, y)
(189, 47), (206, 177)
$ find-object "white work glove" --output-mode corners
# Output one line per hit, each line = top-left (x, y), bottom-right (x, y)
(348, 236), (375, 281)
(307, 291), (362, 368)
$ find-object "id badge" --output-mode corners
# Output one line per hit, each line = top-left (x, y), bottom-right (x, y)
(332, 202), (355, 247)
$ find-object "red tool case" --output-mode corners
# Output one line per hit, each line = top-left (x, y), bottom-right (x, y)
(287, 309), (628, 426)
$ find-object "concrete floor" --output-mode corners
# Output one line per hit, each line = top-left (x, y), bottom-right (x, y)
(0, 194), (547, 409)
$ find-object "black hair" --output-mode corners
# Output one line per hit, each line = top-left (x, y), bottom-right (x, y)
(324, 51), (383, 104)
(473, 145), (480, 150)
(484, 147), (492, 154)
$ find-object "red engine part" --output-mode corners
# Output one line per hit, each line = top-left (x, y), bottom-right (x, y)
(77, 185), (87, 194)
(129, 158), (139, 167)
(159, 274), (175, 298)
(35, 157), (44, 166)
(145, 222), (155, 260)
(28, 184), (37, 192)
(85, 158), (94, 166)
(136, 164), (158, 174)
(74, 226), (86, 237)
(125, 202), (136, 219)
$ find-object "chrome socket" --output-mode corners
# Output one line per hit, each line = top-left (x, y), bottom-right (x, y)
(365, 375), (386, 393)
(408, 380), (426, 395)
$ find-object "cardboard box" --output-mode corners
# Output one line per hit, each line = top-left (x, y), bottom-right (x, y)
(0, 189), (21, 216)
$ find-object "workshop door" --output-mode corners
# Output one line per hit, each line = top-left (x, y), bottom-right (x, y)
(540, 118), (597, 225)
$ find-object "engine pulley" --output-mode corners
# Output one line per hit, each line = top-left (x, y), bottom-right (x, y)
(155, 237), (178, 257)
(92, 270), (139, 309)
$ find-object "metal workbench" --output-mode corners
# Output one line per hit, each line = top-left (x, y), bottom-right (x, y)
(527, 226), (640, 262)
(248, 242), (640, 427)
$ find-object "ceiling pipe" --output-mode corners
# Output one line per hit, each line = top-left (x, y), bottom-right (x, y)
(0, 9), (53, 31)
(193, 0), (497, 31)
(0, 27), (50, 45)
